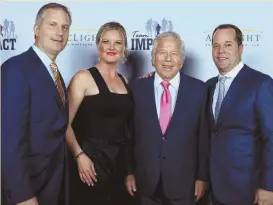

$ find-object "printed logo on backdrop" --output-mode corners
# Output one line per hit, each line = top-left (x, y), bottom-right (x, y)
(68, 28), (97, 46)
(131, 18), (174, 51)
(0, 18), (18, 50)
(204, 29), (263, 47)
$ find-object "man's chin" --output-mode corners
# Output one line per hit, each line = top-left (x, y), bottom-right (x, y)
(51, 48), (63, 55)
(162, 74), (175, 81)
(217, 65), (228, 72)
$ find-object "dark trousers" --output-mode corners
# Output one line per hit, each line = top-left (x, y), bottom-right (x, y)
(137, 177), (195, 205)
(211, 197), (226, 205)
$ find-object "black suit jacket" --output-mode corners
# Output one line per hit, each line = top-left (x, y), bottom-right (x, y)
(128, 71), (210, 199)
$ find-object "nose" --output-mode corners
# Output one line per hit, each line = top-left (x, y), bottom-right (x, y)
(218, 45), (225, 53)
(56, 26), (64, 36)
(109, 42), (115, 50)
(164, 53), (172, 61)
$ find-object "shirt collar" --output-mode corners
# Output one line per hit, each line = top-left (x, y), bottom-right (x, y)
(154, 71), (180, 90)
(32, 44), (53, 67)
(219, 61), (244, 79)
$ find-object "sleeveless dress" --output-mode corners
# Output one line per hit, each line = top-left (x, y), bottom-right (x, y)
(69, 67), (134, 205)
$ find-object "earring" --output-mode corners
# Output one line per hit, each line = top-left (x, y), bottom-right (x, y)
(121, 56), (126, 64)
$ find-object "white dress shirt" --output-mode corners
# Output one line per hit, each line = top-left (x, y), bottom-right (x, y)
(154, 72), (180, 118)
(212, 61), (244, 118)
(32, 44), (55, 81)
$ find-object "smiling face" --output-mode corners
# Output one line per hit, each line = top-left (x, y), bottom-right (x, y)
(212, 28), (243, 75)
(152, 36), (183, 81)
(34, 8), (70, 61)
(97, 29), (125, 64)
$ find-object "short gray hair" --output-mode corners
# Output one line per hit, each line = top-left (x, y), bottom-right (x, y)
(35, 3), (72, 25)
(151, 31), (185, 59)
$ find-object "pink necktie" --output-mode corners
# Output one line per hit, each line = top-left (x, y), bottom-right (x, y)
(159, 81), (172, 134)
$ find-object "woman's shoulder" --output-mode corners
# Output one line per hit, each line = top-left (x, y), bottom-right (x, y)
(73, 68), (95, 79)
(69, 68), (95, 87)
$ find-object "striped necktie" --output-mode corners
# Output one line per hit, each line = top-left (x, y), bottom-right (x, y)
(50, 62), (66, 107)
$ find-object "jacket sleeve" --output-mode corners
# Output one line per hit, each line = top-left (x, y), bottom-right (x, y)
(197, 84), (210, 181)
(255, 77), (273, 191)
(1, 61), (34, 204)
(125, 81), (136, 175)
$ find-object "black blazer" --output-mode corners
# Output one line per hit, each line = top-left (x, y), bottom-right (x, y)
(128, 71), (210, 199)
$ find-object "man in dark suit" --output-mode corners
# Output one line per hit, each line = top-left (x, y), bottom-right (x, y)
(125, 31), (210, 205)
(207, 24), (273, 205)
(1, 3), (71, 205)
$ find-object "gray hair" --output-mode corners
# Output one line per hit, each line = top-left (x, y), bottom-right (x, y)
(151, 31), (185, 60)
(35, 3), (72, 25)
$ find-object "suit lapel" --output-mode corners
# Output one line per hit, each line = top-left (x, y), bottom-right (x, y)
(28, 48), (66, 112)
(216, 66), (247, 126)
(165, 72), (187, 134)
(145, 75), (163, 136)
(209, 77), (218, 127)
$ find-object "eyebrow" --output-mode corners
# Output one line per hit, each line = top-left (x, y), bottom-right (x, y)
(47, 21), (69, 26)
(102, 38), (123, 41)
(213, 40), (234, 45)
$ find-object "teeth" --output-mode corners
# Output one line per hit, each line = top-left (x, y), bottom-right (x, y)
(162, 65), (172, 69)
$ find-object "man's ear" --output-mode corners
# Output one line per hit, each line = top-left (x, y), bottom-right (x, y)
(34, 24), (39, 38)
(239, 44), (244, 55)
(151, 56), (155, 67)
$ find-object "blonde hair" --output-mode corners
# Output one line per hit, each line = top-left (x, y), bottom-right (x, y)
(96, 21), (128, 62)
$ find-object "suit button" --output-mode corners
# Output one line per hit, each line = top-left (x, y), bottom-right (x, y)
(158, 156), (161, 159)
(162, 157), (166, 160)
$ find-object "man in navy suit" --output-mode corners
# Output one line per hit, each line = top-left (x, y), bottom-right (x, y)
(1, 3), (71, 205)
(207, 24), (273, 205)
(126, 31), (210, 205)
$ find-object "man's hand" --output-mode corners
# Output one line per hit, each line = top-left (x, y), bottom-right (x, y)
(194, 180), (206, 201)
(254, 189), (273, 205)
(140, 72), (154, 79)
(17, 197), (38, 205)
(126, 174), (137, 196)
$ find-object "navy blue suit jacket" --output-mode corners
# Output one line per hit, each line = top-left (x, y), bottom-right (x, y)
(206, 65), (273, 205)
(128, 71), (210, 199)
(1, 47), (69, 205)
